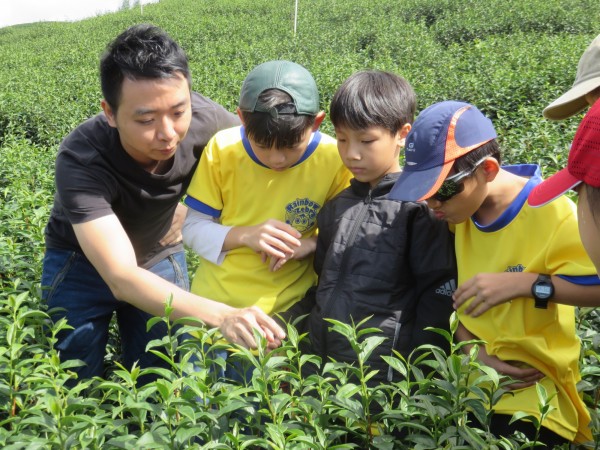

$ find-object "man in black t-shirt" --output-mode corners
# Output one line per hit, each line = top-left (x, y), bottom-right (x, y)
(41, 24), (285, 382)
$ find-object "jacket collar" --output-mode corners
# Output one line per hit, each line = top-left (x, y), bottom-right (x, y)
(350, 172), (402, 197)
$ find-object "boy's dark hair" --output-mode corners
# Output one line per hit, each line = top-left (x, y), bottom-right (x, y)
(240, 89), (316, 148)
(453, 139), (502, 173)
(329, 70), (416, 133)
(100, 24), (191, 112)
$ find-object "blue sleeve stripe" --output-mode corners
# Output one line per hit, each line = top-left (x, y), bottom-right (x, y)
(556, 274), (600, 286)
(183, 196), (221, 218)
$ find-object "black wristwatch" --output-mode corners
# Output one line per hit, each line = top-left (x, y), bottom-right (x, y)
(531, 274), (554, 309)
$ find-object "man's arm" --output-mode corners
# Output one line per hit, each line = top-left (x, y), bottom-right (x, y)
(73, 214), (285, 348)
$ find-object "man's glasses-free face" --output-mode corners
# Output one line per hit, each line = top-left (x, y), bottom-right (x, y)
(430, 158), (487, 202)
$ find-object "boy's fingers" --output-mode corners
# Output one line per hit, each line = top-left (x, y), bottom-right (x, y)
(258, 239), (290, 259)
(257, 226), (300, 247)
(268, 229), (302, 248)
(260, 245), (290, 260)
(261, 221), (302, 246)
(260, 251), (268, 263)
(269, 257), (280, 271)
(453, 286), (475, 311)
(497, 362), (544, 382)
(453, 279), (490, 316)
(467, 298), (490, 317)
(452, 280), (472, 308)
(268, 220), (302, 238)
(269, 255), (291, 271)
(259, 234), (299, 260)
(505, 380), (537, 391)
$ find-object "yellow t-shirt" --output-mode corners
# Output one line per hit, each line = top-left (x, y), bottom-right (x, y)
(185, 126), (351, 314)
(456, 165), (597, 443)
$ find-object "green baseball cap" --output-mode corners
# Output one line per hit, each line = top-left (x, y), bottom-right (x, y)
(239, 60), (319, 116)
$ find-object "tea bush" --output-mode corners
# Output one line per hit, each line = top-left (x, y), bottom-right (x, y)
(0, 295), (584, 449)
(1, 0), (599, 447)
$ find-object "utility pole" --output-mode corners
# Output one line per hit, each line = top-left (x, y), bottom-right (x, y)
(294, 0), (298, 36)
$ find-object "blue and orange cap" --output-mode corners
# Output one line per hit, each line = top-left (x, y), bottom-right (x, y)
(389, 101), (497, 202)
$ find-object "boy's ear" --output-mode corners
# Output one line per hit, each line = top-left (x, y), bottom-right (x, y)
(398, 123), (412, 147)
(101, 100), (117, 128)
(236, 107), (245, 125)
(481, 157), (500, 182)
(312, 111), (326, 131)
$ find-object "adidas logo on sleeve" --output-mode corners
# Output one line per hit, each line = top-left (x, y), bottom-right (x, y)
(435, 279), (457, 296)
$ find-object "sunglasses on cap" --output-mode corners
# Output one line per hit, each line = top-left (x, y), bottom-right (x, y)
(431, 157), (488, 202)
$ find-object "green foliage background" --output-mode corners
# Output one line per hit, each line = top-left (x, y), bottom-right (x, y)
(1, 0), (600, 448)
(1, 0), (599, 167)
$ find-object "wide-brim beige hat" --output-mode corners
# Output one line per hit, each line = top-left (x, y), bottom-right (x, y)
(543, 34), (600, 120)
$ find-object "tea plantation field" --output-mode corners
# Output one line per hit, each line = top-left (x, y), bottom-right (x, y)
(1, 0), (599, 447)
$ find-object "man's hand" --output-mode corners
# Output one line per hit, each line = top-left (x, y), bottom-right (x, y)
(264, 236), (317, 271)
(219, 305), (286, 350)
(453, 272), (536, 316)
(160, 203), (188, 246)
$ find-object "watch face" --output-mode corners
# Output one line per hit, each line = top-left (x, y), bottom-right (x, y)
(535, 283), (553, 298)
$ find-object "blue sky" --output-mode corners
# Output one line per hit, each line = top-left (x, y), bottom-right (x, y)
(0, 0), (157, 29)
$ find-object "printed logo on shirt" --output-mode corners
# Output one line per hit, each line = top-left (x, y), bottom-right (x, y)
(285, 198), (321, 233)
(436, 278), (457, 296)
(505, 264), (525, 273)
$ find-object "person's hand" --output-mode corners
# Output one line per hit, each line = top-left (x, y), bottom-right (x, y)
(241, 219), (302, 260)
(453, 272), (535, 317)
(456, 322), (544, 390)
(159, 203), (188, 246)
(474, 345), (544, 390)
(264, 236), (317, 271)
(219, 305), (286, 350)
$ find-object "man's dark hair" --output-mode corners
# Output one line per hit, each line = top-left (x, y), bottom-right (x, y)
(329, 70), (416, 134)
(453, 140), (502, 173)
(100, 24), (191, 112)
(240, 89), (316, 148)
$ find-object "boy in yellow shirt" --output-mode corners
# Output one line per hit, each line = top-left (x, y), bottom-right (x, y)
(390, 100), (600, 446)
(182, 60), (351, 380)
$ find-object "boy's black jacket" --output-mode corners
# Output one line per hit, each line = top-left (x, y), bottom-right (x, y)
(280, 172), (457, 384)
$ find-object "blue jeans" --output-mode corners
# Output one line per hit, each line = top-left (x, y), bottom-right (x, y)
(41, 248), (189, 382)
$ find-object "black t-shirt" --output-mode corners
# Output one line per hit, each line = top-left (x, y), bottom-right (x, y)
(45, 92), (240, 268)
